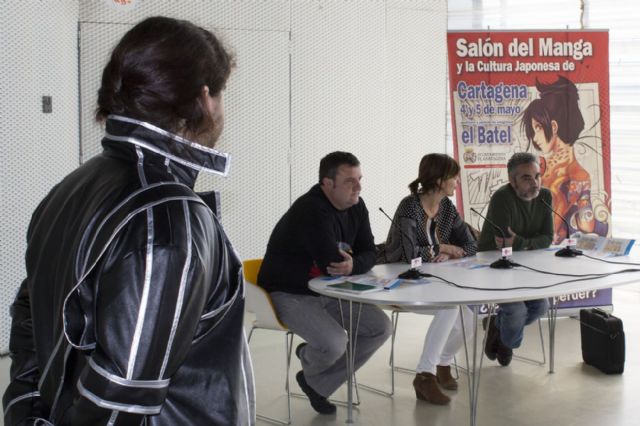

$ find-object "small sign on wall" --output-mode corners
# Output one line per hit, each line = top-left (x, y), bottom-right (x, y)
(42, 96), (52, 113)
(103, 0), (136, 10)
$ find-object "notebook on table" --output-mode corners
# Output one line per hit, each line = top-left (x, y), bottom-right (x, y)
(326, 281), (382, 294)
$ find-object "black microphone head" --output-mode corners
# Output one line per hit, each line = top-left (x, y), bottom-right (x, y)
(378, 207), (393, 222)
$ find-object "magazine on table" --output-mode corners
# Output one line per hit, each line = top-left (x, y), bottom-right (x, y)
(573, 234), (635, 256)
(322, 273), (428, 293)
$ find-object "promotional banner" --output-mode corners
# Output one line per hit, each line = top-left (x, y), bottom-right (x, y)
(447, 30), (612, 311)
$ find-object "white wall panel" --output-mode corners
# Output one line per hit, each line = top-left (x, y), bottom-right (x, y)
(291, 1), (447, 242)
(383, 4), (448, 232)
(197, 29), (290, 261)
(80, 0), (290, 32)
(0, 1), (80, 353)
(290, 2), (387, 213)
(388, 0), (447, 9)
(79, 23), (125, 161)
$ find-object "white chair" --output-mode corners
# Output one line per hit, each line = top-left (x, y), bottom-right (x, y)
(389, 306), (546, 386)
(244, 259), (293, 425)
(512, 314), (547, 366)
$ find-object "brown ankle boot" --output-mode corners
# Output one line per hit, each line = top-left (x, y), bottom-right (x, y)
(436, 365), (458, 390)
(412, 372), (450, 405)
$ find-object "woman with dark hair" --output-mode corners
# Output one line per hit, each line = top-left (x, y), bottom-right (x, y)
(383, 153), (476, 405)
(521, 75), (608, 243)
(3, 17), (254, 425)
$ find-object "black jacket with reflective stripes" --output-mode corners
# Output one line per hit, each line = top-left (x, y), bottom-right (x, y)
(3, 116), (255, 425)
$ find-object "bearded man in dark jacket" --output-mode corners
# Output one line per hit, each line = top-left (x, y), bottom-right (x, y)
(3, 17), (255, 426)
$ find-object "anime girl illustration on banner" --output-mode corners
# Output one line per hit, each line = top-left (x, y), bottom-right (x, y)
(448, 30), (613, 312)
(521, 75), (610, 243)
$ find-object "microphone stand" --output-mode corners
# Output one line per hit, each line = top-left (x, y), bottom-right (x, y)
(540, 199), (583, 257)
(379, 207), (426, 279)
(490, 255), (514, 269)
(398, 268), (423, 280)
(471, 208), (515, 269)
(555, 244), (583, 258)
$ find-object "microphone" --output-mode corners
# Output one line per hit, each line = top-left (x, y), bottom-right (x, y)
(379, 207), (424, 279)
(540, 199), (583, 257)
(470, 208), (515, 269)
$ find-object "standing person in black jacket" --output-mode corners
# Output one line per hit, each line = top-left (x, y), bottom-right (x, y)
(258, 151), (392, 415)
(3, 17), (255, 426)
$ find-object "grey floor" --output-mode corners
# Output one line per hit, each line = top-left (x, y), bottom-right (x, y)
(248, 284), (640, 426)
(0, 284), (638, 426)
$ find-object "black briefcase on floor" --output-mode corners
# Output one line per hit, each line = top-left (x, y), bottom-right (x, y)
(580, 308), (625, 374)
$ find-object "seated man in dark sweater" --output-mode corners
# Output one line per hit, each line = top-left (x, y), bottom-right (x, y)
(477, 152), (553, 366)
(258, 151), (391, 414)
